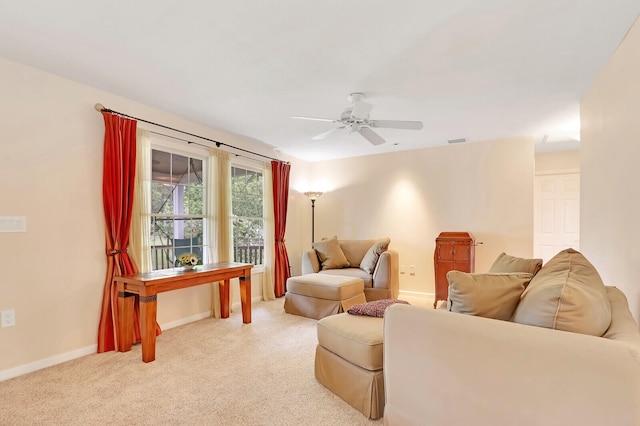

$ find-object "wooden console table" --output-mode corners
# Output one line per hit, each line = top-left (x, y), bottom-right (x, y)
(113, 262), (253, 362)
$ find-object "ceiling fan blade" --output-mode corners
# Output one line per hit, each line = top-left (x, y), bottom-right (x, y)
(358, 127), (386, 145)
(291, 115), (339, 123)
(370, 120), (424, 130)
(351, 101), (373, 120)
(311, 126), (345, 140)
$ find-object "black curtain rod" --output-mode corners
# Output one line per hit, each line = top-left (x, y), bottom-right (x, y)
(94, 103), (286, 163)
(144, 130), (263, 165)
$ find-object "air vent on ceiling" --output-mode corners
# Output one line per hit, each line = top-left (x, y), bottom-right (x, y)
(447, 138), (467, 144)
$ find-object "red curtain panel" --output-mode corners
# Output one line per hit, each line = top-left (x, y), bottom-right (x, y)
(271, 161), (292, 297)
(97, 111), (141, 353)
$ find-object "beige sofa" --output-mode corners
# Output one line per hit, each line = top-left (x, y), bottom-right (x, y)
(301, 237), (399, 301)
(383, 249), (640, 426)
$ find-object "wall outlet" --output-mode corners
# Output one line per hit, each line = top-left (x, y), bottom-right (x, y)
(409, 265), (416, 276)
(400, 264), (406, 275)
(1, 309), (16, 327)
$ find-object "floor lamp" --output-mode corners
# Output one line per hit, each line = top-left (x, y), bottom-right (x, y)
(303, 191), (323, 243)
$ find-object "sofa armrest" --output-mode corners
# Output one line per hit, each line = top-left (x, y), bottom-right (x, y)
(301, 249), (320, 274)
(371, 250), (399, 297)
(383, 304), (640, 426)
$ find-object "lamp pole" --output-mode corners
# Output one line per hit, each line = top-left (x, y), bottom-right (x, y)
(310, 198), (316, 243)
(303, 191), (323, 243)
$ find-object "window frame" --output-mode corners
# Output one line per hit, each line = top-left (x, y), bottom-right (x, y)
(148, 137), (209, 271)
(230, 157), (266, 273)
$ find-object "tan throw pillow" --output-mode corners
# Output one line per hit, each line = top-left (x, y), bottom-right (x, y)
(512, 248), (612, 336)
(489, 252), (543, 276)
(359, 238), (391, 274)
(312, 236), (350, 270)
(447, 271), (532, 321)
(340, 240), (376, 267)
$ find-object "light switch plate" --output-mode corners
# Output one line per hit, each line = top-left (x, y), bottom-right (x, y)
(0, 216), (27, 232)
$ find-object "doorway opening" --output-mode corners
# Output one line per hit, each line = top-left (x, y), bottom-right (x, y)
(533, 172), (580, 263)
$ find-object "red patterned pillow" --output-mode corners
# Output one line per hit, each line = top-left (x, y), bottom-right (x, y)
(347, 299), (410, 318)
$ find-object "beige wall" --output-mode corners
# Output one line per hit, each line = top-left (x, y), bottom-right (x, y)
(0, 54), (536, 377)
(0, 57), (284, 376)
(289, 137), (535, 296)
(535, 150), (580, 173)
(581, 17), (640, 321)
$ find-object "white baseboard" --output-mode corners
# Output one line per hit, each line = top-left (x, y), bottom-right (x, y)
(0, 344), (97, 382)
(160, 311), (212, 330)
(231, 296), (263, 311)
(162, 295), (263, 329)
(398, 290), (436, 307)
(0, 295), (264, 382)
(398, 289), (434, 300)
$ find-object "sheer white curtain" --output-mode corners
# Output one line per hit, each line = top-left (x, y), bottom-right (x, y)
(262, 162), (276, 300)
(129, 128), (152, 273)
(206, 148), (231, 317)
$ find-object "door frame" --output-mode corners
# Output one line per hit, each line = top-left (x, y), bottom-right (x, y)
(533, 168), (580, 263)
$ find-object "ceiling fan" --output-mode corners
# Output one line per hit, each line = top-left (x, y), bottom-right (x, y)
(292, 93), (424, 145)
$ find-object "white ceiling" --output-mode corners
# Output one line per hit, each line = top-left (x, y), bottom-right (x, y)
(0, 1), (638, 162)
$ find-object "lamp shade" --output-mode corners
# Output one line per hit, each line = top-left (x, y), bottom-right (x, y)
(303, 191), (323, 201)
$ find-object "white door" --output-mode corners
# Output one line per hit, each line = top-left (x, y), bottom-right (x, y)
(534, 173), (580, 263)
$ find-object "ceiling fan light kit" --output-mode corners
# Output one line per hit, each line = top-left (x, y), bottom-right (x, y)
(293, 93), (424, 146)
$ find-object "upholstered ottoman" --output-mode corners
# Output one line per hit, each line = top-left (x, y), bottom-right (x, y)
(315, 313), (385, 419)
(284, 274), (365, 320)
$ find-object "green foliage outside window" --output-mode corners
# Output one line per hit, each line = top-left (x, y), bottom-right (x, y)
(150, 149), (204, 270)
(232, 166), (264, 265)
(146, 150), (265, 269)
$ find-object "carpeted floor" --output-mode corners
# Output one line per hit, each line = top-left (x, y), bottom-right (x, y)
(0, 298), (383, 425)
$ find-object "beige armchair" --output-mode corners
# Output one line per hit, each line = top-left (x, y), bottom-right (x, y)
(301, 237), (399, 301)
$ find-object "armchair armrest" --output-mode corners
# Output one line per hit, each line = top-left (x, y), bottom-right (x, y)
(301, 249), (320, 274)
(383, 304), (640, 426)
(371, 250), (399, 298)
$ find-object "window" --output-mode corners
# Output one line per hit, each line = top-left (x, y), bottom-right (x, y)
(150, 149), (205, 270)
(231, 164), (264, 266)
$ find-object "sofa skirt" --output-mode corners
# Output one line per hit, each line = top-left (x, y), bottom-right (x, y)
(314, 344), (385, 419)
(284, 292), (342, 320)
(364, 287), (393, 301)
(284, 292), (365, 320)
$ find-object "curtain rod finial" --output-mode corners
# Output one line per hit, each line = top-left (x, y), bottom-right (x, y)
(94, 103), (105, 112)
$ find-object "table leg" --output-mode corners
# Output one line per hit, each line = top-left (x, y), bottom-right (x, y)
(239, 275), (252, 324)
(116, 283), (134, 352)
(219, 280), (230, 318)
(139, 293), (158, 363)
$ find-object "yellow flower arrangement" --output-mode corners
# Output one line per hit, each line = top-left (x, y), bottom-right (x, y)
(175, 253), (200, 268)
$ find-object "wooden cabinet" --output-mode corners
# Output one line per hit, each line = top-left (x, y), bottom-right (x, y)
(434, 232), (475, 308)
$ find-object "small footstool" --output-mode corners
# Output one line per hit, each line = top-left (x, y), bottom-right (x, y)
(315, 312), (385, 419)
(284, 274), (365, 320)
